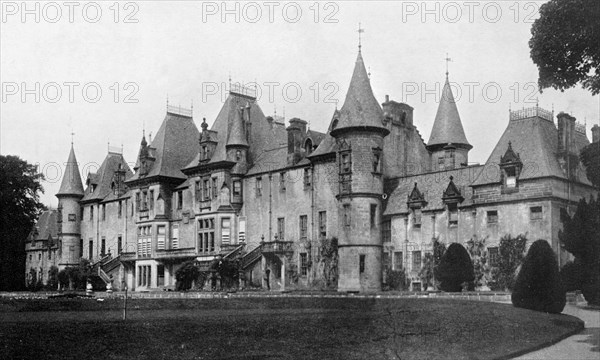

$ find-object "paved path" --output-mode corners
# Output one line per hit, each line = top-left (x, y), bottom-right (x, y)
(513, 304), (600, 360)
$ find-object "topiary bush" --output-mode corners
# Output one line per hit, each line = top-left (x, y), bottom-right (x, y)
(436, 243), (475, 292)
(511, 240), (566, 314)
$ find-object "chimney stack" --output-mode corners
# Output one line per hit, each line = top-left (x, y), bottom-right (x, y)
(592, 124), (600, 143)
(557, 112), (576, 154)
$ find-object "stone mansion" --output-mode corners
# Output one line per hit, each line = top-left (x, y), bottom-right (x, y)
(26, 46), (598, 292)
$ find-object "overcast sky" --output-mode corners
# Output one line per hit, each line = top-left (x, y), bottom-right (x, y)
(1, 0), (598, 207)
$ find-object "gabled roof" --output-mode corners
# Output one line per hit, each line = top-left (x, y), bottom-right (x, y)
(130, 112), (200, 181)
(28, 209), (58, 241)
(472, 114), (591, 186)
(330, 51), (387, 136)
(427, 76), (471, 148)
(57, 145), (84, 197)
(82, 152), (132, 202)
(384, 166), (483, 216)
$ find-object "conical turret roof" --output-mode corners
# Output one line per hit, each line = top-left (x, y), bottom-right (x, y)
(330, 51), (387, 136)
(427, 76), (471, 148)
(57, 145), (84, 197)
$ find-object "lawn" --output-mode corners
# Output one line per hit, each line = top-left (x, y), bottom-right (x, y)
(0, 297), (583, 359)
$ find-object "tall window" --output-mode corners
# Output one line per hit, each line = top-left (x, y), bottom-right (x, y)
(198, 218), (215, 253)
(318, 211), (327, 239)
(171, 224), (179, 249)
(256, 177), (262, 197)
(203, 179), (210, 200)
(142, 190), (148, 210)
(438, 156), (445, 170)
(505, 167), (517, 188)
(304, 168), (312, 189)
(382, 220), (391, 242)
(488, 247), (499, 266)
(299, 215), (308, 239)
(372, 149), (381, 173)
(101, 237), (106, 256)
(487, 210), (498, 224)
(221, 218), (231, 245)
(370, 204), (377, 228)
(300, 253), (308, 276)
(177, 190), (183, 209)
(135, 193), (140, 211)
(359, 254), (366, 274)
(277, 217), (285, 240)
(149, 190), (154, 210)
(412, 251), (422, 270)
(530, 206), (542, 220)
(343, 204), (351, 227)
(89, 239), (93, 259)
(413, 209), (422, 228)
(101, 204), (106, 221)
(448, 203), (458, 226)
(394, 251), (403, 270)
(195, 181), (201, 201)
(117, 236), (122, 255)
(280, 172), (286, 192)
(137, 265), (151, 287)
(233, 181), (242, 197)
(157, 225), (166, 250)
(341, 153), (351, 173)
(137, 226), (152, 258)
(212, 178), (218, 199)
(118, 201), (122, 218)
(90, 206), (94, 221)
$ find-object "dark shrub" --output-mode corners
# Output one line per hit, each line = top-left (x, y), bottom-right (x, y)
(436, 243), (475, 292)
(560, 260), (584, 292)
(385, 268), (409, 291)
(47, 266), (59, 290)
(511, 240), (566, 314)
(176, 261), (200, 291)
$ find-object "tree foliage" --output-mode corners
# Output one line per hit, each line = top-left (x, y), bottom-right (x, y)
(58, 259), (94, 290)
(175, 261), (202, 291)
(436, 243), (474, 292)
(560, 197), (600, 305)
(466, 235), (491, 289)
(317, 237), (338, 289)
(529, 0), (600, 95)
(560, 260), (585, 292)
(0, 155), (45, 291)
(418, 253), (435, 290)
(580, 143), (600, 188)
(489, 234), (528, 291)
(385, 268), (410, 291)
(512, 240), (566, 314)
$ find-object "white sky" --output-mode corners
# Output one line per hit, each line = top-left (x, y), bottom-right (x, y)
(1, 0), (598, 208)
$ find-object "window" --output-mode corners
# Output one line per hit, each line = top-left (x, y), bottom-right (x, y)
(117, 236), (122, 254)
(341, 153), (351, 173)
(101, 204), (106, 221)
(280, 172), (286, 191)
(370, 204), (377, 228)
(277, 218), (285, 240)
(38, 253), (41, 261)
(137, 265), (152, 287)
(256, 177), (262, 197)
(203, 179), (210, 200)
(198, 218), (215, 253)
(413, 209), (422, 228)
(318, 211), (327, 239)
(90, 206), (94, 221)
(448, 203), (458, 226)
(118, 201), (122, 218)
(221, 218), (231, 245)
(373, 149), (381, 173)
(89, 239), (93, 259)
(382, 220), (391, 242)
(101, 237), (106, 256)
(343, 204), (351, 227)
(505, 167), (517, 188)
(530, 206), (542, 220)
(300, 253), (308, 276)
(445, 149), (455, 169)
(304, 168), (312, 189)
(299, 215), (308, 239)
(177, 190), (183, 209)
(487, 210), (498, 224)
(488, 247), (499, 267)
(157, 225), (166, 250)
(438, 157), (445, 171)
(141, 190), (147, 210)
(340, 174), (351, 193)
(135, 193), (140, 211)
(233, 181), (242, 197)
(412, 251), (422, 270)
(171, 224), (179, 249)
(68, 213), (76, 222)
(149, 190), (154, 210)
(212, 178), (218, 199)
(383, 252), (391, 270)
(394, 251), (403, 270)
(201, 145), (208, 160)
(235, 150), (242, 161)
(137, 226), (152, 258)
(359, 254), (366, 274)
(195, 181), (201, 201)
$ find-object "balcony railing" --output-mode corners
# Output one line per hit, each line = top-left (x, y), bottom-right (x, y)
(509, 106), (553, 122)
(155, 247), (197, 260)
(261, 240), (294, 254)
(120, 252), (136, 262)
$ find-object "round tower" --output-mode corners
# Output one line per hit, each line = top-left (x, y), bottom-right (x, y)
(331, 49), (389, 292)
(56, 144), (85, 269)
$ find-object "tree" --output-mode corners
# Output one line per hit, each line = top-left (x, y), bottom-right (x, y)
(580, 143), (600, 188)
(488, 234), (528, 291)
(529, 0), (600, 95)
(560, 197), (600, 305)
(175, 261), (202, 291)
(0, 155), (45, 291)
(418, 253), (435, 290)
(466, 235), (491, 290)
(512, 240), (566, 314)
(436, 243), (474, 292)
(560, 260), (585, 292)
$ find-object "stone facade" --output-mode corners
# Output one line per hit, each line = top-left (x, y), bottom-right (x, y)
(26, 48), (598, 292)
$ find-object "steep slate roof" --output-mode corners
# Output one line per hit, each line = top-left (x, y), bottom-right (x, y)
(28, 209), (58, 241)
(330, 51), (386, 135)
(472, 115), (591, 186)
(57, 145), (84, 197)
(130, 112), (200, 180)
(427, 76), (471, 147)
(226, 106), (249, 147)
(82, 152), (132, 202)
(308, 110), (341, 158)
(246, 146), (288, 175)
(384, 165), (483, 216)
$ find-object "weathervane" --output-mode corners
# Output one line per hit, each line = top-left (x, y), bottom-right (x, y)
(358, 22), (365, 51)
(70, 129), (75, 146)
(445, 53), (452, 77)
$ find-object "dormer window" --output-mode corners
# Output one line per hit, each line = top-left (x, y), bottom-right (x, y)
(200, 145), (208, 161)
(505, 167), (517, 188)
(500, 141), (522, 193)
(305, 139), (313, 154)
(236, 150), (242, 161)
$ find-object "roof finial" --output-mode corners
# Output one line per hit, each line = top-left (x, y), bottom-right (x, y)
(368, 66), (371, 79)
(274, 104), (277, 117)
(445, 53), (452, 78)
(283, 106), (286, 120)
(107, 139), (110, 153)
(70, 129), (75, 146)
(228, 73), (232, 91)
(191, 98), (194, 115)
(166, 94), (169, 107)
(509, 102), (512, 112)
(357, 22), (364, 52)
